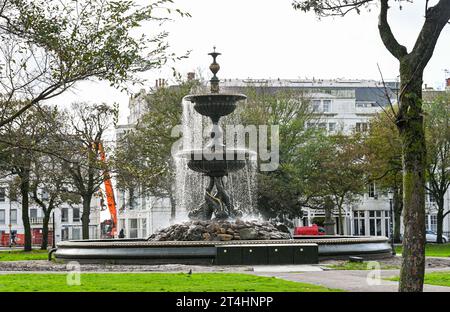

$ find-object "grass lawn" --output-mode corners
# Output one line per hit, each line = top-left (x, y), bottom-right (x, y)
(0, 249), (48, 261)
(387, 271), (450, 287)
(0, 273), (341, 292)
(395, 243), (450, 257)
(326, 261), (400, 270)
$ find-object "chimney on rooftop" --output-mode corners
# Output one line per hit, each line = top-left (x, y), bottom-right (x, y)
(155, 78), (166, 89)
(187, 72), (195, 81)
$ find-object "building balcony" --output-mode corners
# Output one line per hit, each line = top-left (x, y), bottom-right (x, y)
(30, 217), (53, 228)
(355, 106), (381, 115)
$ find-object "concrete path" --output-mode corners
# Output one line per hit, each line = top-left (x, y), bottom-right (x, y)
(252, 265), (323, 273)
(253, 268), (450, 292)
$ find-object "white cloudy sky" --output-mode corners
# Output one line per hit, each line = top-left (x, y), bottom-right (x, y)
(47, 0), (450, 124)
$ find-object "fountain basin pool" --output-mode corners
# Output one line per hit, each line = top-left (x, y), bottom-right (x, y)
(54, 236), (391, 265)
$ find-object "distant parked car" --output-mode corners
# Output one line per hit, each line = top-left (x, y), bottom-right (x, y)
(294, 224), (326, 236)
(426, 230), (448, 243)
(401, 231), (449, 243)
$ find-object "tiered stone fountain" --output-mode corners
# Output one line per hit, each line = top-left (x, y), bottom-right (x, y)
(53, 50), (392, 264)
(180, 48), (249, 221)
(149, 48), (291, 242)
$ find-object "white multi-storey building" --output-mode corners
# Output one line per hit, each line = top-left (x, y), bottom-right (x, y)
(221, 78), (449, 237)
(0, 181), (101, 246)
(115, 80), (173, 239)
(220, 78), (396, 236)
(115, 76), (450, 239)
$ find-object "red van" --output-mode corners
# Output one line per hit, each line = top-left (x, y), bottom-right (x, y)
(294, 224), (326, 236)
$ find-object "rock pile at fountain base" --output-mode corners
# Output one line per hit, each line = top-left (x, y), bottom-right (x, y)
(148, 219), (291, 241)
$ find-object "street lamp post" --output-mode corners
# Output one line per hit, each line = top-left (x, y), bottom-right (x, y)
(388, 190), (396, 256)
(8, 198), (12, 249)
(52, 211), (56, 249)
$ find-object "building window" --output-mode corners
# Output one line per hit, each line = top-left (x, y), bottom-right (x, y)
(72, 227), (81, 240)
(356, 102), (375, 108)
(369, 219), (375, 236)
(368, 210), (386, 236)
(428, 192), (436, 203)
(356, 122), (368, 132)
(328, 123), (336, 132)
(0, 210), (5, 224)
(312, 100), (321, 112)
(61, 208), (69, 222)
(353, 211), (365, 236)
(368, 182), (376, 198)
(129, 219), (138, 238)
(10, 210), (17, 224)
(376, 219), (382, 236)
(0, 188), (5, 202)
(430, 215), (437, 232)
(318, 123), (327, 130)
(30, 208), (38, 219)
(323, 100), (331, 112)
(61, 228), (69, 241)
(73, 208), (80, 222)
(119, 219), (126, 236)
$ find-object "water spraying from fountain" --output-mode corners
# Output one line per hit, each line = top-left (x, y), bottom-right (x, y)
(173, 48), (258, 222)
(174, 100), (258, 221)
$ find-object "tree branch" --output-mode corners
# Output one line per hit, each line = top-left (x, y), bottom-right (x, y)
(410, 0), (450, 73)
(378, 0), (407, 60)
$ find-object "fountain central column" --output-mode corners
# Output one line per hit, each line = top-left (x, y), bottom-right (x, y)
(183, 48), (249, 221)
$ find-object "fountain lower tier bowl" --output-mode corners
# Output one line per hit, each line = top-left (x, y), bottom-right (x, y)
(184, 93), (247, 120)
(177, 149), (256, 176)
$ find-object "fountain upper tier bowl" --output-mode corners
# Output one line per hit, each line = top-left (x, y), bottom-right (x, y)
(185, 93), (247, 120)
(177, 149), (256, 177)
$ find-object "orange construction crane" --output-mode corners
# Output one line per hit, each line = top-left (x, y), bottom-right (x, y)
(98, 142), (117, 238)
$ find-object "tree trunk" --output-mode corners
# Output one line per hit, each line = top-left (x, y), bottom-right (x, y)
(338, 206), (344, 235)
(393, 186), (403, 243)
(397, 64), (426, 292)
(436, 199), (444, 244)
(20, 170), (32, 251)
(41, 212), (51, 250)
(81, 194), (92, 239)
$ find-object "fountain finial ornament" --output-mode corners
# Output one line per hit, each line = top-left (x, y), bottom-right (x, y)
(208, 47), (221, 93)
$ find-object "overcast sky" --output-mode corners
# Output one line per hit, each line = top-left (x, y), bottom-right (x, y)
(47, 0), (450, 124)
